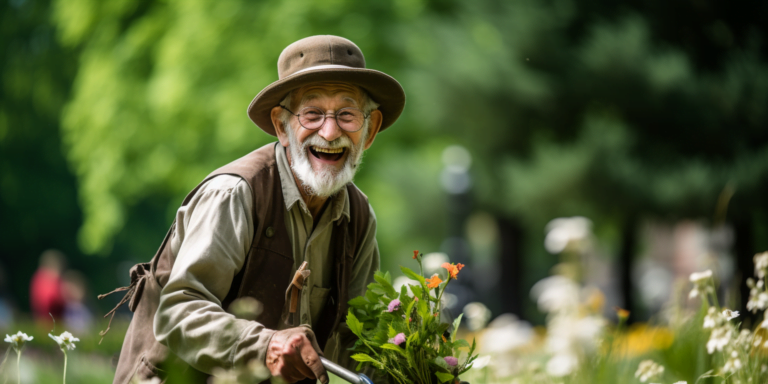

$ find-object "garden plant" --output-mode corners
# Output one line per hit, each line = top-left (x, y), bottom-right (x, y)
(347, 251), (478, 384)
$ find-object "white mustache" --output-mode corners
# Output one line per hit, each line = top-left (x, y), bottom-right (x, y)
(301, 133), (353, 151)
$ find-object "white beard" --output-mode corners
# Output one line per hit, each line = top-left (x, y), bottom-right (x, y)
(285, 123), (367, 198)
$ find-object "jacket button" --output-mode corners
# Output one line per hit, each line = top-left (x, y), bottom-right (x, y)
(265, 226), (274, 238)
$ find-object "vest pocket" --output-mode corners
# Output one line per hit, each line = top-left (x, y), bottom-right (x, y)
(134, 354), (165, 382)
(309, 286), (331, 326)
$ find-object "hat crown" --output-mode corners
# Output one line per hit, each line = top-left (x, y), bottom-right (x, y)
(277, 35), (367, 79)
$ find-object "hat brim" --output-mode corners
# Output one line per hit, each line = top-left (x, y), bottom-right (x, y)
(247, 67), (405, 136)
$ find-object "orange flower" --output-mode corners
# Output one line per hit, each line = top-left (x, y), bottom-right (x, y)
(442, 262), (465, 279)
(441, 335), (447, 342)
(426, 274), (442, 289)
(413, 250), (419, 259)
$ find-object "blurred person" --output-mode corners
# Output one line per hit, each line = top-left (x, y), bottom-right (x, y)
(29, 249), (66, 324)
(104, 36), (405, 384)
(61, 270), (94, 333)
(0, 263), (14, 328)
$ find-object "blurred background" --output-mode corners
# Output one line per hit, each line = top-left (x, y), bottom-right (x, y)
(1, 0), (767, 381)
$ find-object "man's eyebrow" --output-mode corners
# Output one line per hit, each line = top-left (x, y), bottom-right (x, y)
(341, 96), (359, 106)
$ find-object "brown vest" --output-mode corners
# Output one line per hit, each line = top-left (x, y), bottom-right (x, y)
(105, 143), (370, 384)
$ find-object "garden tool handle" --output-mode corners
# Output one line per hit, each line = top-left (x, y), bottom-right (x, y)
(320, 356), (374, 384)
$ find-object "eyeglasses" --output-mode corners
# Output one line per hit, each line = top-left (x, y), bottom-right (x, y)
(279, 105), (369, 133)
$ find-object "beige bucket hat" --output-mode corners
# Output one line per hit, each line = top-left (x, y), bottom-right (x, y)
(247, 35), (406, 136)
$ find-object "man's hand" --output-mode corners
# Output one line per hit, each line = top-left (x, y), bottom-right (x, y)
(266, 325), (328, 384)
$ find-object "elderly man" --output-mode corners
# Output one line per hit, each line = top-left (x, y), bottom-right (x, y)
(106, 35), (405, 384)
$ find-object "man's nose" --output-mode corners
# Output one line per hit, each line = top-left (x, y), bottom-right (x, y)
(317, 115), (343, 142)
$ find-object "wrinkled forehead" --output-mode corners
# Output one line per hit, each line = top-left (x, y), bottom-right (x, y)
(293, 82), (365, 108)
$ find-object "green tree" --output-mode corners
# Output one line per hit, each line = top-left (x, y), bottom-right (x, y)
(51, 0), (768, 319)
(0, 0), (81, 310)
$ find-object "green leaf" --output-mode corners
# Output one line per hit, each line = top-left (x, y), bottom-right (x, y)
(417, 299), (430, 320)
(453, 339), (470, 349)
(380, 343), (406, 357)
(350, 353), (381, 369)
(404, 297), (418, 323)
(410, 284), (423, 299)
(346, 310), (363, 337)
(367, 282), (388, 296)
(388, 324), (397, 339)
(348, 296), (369, 308)
(400, 266), (426, 286)
(374, 272), (398, 298)
(405, 331), (418, 369)
(365, 290), (382, 304)
(435, 372), (455, 383)
(451, 313), (463, 342)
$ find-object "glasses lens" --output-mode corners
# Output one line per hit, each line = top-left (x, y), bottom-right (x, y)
(299, 107), (325, 129)
(336, 108), (364, 132)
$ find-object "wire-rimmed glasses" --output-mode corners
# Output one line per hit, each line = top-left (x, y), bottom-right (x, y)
(279, 105), (369, 132)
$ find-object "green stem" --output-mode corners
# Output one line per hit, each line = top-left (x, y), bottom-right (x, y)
(16, 351), (20, 384)
(435, 278), (451, 322)
(362, 340), (379, 357)
(417, 256), (424, 278)
(62, 351), (67, 384)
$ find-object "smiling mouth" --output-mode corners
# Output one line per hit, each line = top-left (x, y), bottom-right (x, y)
(309, 146), (347, 162)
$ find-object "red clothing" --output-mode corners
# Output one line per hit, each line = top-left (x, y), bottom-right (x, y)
(30, 268), (65, 321)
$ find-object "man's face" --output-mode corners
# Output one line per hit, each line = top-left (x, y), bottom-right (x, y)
(272, 83), (382, 197)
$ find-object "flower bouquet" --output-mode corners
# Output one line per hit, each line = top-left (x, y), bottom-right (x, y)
(346, 251), (477, 384)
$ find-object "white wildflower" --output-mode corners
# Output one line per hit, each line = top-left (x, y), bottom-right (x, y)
(479, 314), (534, 354)
(761, 312), (768, 329)
(689, 269), (713, 282)
(635, 360), (665, 383)
(472, 355), (491, 369)
(4, 331), (33, 353)
(546, 352), (579, 377)
(531, 275), (580, 314)
(722, 309), (739, 320)
(747, 278), (768, 312)
(747, 291), (768, 312)
(723, 350), (742, 373)
(49, 331), (79, 351)
(753, 333), (763, 348)
(706, 327), (732, 354)
(673, 382), (687, 384)
(755, 252), (768, 278)
(735, 329), (752, 348)
(544, 217), (592, 254)
(703, 307), (721, 329)
(689, 270), (714, 299)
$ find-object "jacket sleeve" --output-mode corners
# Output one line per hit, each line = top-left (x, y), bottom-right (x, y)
(154, 175), (276, 373)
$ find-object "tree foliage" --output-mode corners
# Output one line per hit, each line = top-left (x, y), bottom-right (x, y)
(35, 0), (768, 318)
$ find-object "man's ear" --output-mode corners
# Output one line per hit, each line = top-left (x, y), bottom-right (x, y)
(271, 106), (290, 147)
(363, 109), (383, 150)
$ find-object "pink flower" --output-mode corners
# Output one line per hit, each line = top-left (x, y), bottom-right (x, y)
(387, 299), (401, 312)
(444, 356), (458, 366)
(390, 333), (406, 346)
